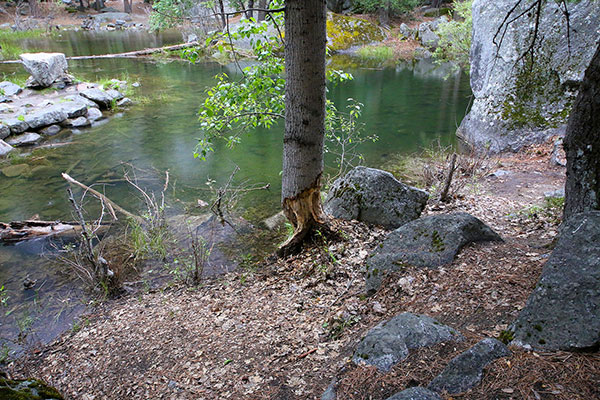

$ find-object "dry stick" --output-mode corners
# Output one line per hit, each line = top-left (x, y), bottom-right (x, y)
(439, 153), (457, 203)
(62, 173), (143, 224)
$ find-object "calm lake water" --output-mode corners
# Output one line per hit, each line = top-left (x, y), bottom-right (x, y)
(0, 30), (471, 356)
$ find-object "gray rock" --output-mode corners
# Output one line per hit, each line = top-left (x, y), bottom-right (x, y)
(93, 12), (132, 23)
(0, 123), (9, 139)
(0, 140), (13, 156)
(324, 167), (429, 229)
(64, 116), (90, 127)
(489, 169), (511, 178)
(86, 107), (103, 121)
(0, 81), (23, 96)
(353, 313), (463, 372)
(418, 23), (440, 49)
(327, 0), (354, 13)
(510, 211), (600, 351)
(20, 52), (68, 88)
(398, 23), (414, 40)
(116, 97), (132, 107)
(386, 387), (442, 400)
(79, 88), (113, 109)
(6, 132), (41, 146)
(24, 106), (68, 129)
(40, 124), (61, 136)
(3, 117), (29, 134)
(56, 100), (88, 118)
(366, 213), (502, 293)
(321, 379), (337, 400)
(428, 338), (511, 394)
(63, 94), (98, 109)
(106, 88), (124, 101)
(457, 0), (600, 153)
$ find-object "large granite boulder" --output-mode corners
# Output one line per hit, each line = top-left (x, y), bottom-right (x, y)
(20, 53), (69, 88)
(510, 211), (600, 351)
(366, 213), (502, 293)
(324, 167), (429, 229)
(386, 387), (442, 400)
(428, 338), (511, 394)
(353, 313), (463, 372)
(457, 0), (600, 153)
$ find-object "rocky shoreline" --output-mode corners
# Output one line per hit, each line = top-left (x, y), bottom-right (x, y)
(0, 52), (134, 156)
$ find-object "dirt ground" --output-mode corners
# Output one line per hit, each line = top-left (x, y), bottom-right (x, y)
(5, 139), (599, 400)
(0, 0), (152, 27)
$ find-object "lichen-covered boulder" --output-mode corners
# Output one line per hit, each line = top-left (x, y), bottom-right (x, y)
(324, 167), (429, 229)
(0, 376), (64, 399)
(386, 387), (442, 400)
(428, 338), (511, 394)
(326, 13), (386, 52)
(353, 312), (463, 372)
(457, 0), (600, 153)
(510, 211), (600, 351)
(20, 52), (69, 88)
(366, 213), (501, 293)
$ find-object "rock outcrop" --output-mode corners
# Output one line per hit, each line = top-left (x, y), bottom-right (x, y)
(428, 338), (511, 394)
(353, 312), (463, 372)
(510, 211), (600, 351)
(457, 0), (600, 153)
(324, 167), (429, 229)
(366, 213), (502, 293)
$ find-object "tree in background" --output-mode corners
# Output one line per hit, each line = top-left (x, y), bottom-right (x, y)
(353, 0), (422, 24)
(433, 0), (472, 72)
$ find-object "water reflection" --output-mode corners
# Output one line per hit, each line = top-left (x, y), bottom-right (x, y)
(0, 33), (471, 356)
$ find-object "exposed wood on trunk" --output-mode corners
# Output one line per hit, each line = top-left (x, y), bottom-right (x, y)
(0, 43), (200, 64)
(278, 0), (327, 257)
(62, 173), (143, 224)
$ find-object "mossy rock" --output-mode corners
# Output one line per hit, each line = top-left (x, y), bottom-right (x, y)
(0, 377), (64, 400)
(326, 13), (386, 52)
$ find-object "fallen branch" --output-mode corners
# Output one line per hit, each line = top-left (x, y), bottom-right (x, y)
(0, 42), (201, 64)
(62, 173), (143, 224)
(0, 219), (109, 243)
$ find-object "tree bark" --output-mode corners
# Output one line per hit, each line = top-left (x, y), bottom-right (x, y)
(247, 0), (254, 19)
(124, 0), (132, 13)
(563, 44), (600, 220)
(279, 0), (327, 256)
(257, 0), (267, 21)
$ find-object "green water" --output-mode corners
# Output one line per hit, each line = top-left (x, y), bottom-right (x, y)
(0, 31), (471, 355)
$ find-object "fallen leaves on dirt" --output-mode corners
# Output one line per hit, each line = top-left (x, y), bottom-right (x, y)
(7, 142), (600, 400)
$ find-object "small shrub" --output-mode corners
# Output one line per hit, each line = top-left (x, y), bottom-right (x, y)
(433, 0), (473, 73)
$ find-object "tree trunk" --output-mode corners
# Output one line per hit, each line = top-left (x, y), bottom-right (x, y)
(563, 44), (600, 220)
(218, 0), (227, 29)
(247, 0), (254, 19)
(257, 0), (267, 21)
(29, 0), (40, 17)
(124, 0), (132, 13)
(279, 0), (327, 256)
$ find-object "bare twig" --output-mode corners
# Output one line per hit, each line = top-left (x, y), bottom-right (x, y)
(439, 153), (457, 203)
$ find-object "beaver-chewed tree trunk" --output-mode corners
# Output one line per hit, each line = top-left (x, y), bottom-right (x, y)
(278, 0), (327, 257)
(564, 44), (600, 220)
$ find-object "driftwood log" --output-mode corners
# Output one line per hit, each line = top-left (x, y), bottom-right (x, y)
(0, 220), (78, 242)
